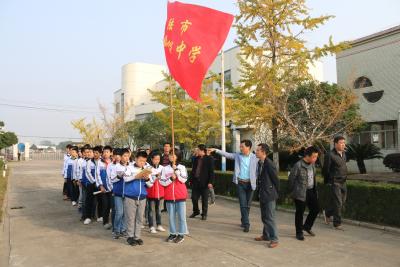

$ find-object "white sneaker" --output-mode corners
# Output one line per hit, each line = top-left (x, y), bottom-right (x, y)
(97, 217), (103, 222)
(72, 201), (77, 206)
(83, 218), (91, 225)
(156, 225), (166, 232)
(141, 225), (145, 229)
(149, 227), (157, 234)
(103, 223), (112, 230)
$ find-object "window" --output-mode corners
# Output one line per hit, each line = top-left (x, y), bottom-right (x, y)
(354, 76), (372, 89)
(363, 91), (384, 103)
(115, 102), (120, 114)
(351, 121), (398, 150)
(224, 69), (232, 83)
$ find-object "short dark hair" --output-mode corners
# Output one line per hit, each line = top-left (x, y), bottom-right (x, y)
(103, 145), (113, 152)
(66, 144), (73, 149)
(80, 146), (89, 153)
(93, 145), (103, 153)
(150, 152), (161, 159)
(304, 146), (320, 157)
(120, 148), (130, 156)
(241, 139), (252, 148)
(136, 151), (148, 159)
(198, 144), (207, 153)
(163, 142), (171, 147)
(257, 143), (270, 154)
(334, 135), (346, 144)
(70, 146), (79, 152)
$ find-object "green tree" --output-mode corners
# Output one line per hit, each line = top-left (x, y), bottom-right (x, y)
(281, 81), (362, 150)
(346, 143), (383, 174)
(125, 113), (169, 149)
(150, 74), (237, 150)
(234, 0), (347, 170)
(0, 120), (18, 149)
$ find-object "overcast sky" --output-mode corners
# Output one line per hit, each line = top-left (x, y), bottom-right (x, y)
(1, 0), (399, 145)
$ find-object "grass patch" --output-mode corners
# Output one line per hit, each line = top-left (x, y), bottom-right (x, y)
(0, 159), (8, 222)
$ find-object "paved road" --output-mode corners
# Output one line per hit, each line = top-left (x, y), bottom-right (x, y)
(1, 160), (399, 267)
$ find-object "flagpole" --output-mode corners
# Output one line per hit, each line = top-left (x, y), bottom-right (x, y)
(169, 77), (176, 165)
(221, 49), (226, 171)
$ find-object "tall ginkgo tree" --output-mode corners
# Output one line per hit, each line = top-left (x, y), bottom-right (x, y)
(234, 0), (348, 170)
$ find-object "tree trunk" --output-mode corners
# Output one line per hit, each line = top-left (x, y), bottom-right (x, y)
(272, 118), (279, 172)
(357, 159), (367, 174)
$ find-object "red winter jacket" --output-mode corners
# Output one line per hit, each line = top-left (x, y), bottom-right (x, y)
(146, 165), (164, 200)
(160, 164), (188, 201)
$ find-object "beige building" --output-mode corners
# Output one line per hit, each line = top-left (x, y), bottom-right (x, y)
(336, 25), (400, 172)
(114, 63), (166, 121)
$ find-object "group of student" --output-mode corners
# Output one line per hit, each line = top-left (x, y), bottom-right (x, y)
(62, 135), (348, 249)
(62, 142), (189, 245)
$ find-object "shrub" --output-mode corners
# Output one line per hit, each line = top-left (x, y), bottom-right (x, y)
(211, 170), (400, 227)
(383, 153), (400, 172)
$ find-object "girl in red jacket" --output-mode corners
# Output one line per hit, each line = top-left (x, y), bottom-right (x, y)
(160, 150), (188, 243)
(146, 152), (166, 234)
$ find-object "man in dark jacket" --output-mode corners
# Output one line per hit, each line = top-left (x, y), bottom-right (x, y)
(288, 146), (320, 241)
(190, 144), (215, 220)
(254, 143), (279, 248)
(322, 136), (348, 230)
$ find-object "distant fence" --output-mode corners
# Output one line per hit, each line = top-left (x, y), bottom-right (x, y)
(29, 151), (64, 160)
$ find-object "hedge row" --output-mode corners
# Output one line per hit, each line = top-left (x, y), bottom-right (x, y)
(209, 170), (400, 228)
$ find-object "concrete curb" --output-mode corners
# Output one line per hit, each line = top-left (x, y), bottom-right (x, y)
(214, 194), (400, 235)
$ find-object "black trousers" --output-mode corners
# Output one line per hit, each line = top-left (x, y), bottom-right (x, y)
(83, 183), (96, 220)
(63, 181), (68, 196)
(66, 179), (79, 202)
(97, 194), (103, 219)
(294, 189), (319, 234)
(99, 192), (111, 224)
(192, 184), (209, 216)
(325, 182), (347, 227)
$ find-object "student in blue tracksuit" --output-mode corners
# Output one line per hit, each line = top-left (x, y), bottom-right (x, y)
(62, 144), (72, 200)
(111, 148), (131, 239)
(83, 147), (97, 225)
(123, 151), (153, 246)
(77, 145), (90, 220)
(95, 145), (113, 230)
(108, 148), (121, 234)
(64, 146), (79, 206)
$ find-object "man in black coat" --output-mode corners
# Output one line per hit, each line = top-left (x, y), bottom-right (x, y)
(190, 144), (215, 220)
(254, 143), (279, 248)
(322, 136), (348, 230)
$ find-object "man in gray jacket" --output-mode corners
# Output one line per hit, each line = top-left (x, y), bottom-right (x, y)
(288, 146), (320, 241)
(209, 140), (258, 232)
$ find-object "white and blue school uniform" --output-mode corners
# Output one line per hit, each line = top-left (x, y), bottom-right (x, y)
(111, 163), (130, 234)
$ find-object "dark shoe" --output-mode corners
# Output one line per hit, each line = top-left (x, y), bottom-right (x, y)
(174, 235), (185, 243)
(334, 225), (344, 231)
(268, 241), (279, 248)
(243, 226), (250, 233)
(161, 209), (167, 213)
(323, 210), (331, 225)
(189, 212), (200, 218)
(296, 233), (305, 241)
(304, 229), (316, 236)
(135, 239), (144, 245)
(127, 237), (138, 246)
(166, 234), (177, 242)
(255, 235), (270, 241)
(201, 215), (207, 220)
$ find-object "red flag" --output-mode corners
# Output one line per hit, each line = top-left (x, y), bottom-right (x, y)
(163, 1), (234, 101)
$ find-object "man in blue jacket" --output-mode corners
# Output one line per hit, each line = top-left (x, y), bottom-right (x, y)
(210, 140), (258, 232)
